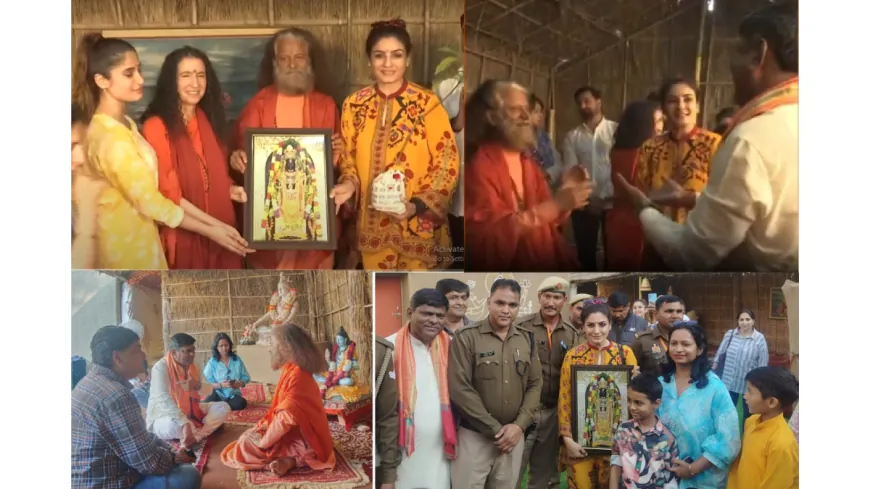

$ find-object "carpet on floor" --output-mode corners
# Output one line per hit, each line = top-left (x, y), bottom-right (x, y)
(221, 402), (372, 488)
(169, 437), (212, 474)
(235, 446), (369, 489)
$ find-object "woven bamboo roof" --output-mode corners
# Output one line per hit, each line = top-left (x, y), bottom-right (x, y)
(466, 0), (693, 71)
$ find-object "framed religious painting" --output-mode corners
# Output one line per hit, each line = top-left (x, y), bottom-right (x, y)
(243, 128), (337, 250)
(570, 365), (633, 455)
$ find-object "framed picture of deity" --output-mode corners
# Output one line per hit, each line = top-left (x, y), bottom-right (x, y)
(243, 128), (337, 250)
(570, 365), (633, 455)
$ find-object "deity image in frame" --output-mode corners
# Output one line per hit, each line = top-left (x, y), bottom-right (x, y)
(243, 128), (337, 250)
(571, 365), (633, 454)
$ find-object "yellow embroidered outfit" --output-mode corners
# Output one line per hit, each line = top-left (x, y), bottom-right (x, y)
(634, 128), (721, 223)
(85, 114), (184, 269)
(339, 81), (460, 270)
(557, 342), (637, 489)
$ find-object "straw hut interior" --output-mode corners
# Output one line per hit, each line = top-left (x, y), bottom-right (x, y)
(160, 270), (373, 380)
(465, 0), (775, 142)
(72, 0), (464, 113)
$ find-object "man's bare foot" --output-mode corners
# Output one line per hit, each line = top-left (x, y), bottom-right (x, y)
(268, 458), (296, 476)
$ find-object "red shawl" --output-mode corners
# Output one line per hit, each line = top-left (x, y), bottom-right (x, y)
(143, 110), (241, 269)
(465, 143), (578, 271)
(605, 147), (645, 270)
(233, 86), (342, 270)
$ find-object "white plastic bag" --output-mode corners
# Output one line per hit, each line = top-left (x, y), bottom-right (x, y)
(371, 169), (407, 213)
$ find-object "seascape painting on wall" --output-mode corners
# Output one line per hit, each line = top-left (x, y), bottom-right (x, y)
(102, 30), (271, 123)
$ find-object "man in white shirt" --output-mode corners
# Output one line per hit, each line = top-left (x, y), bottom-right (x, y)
(615, 0), (798, 271)
(561, 86), (618, 270)
(147, 333), (231, 447)
(386, 289), (455, 489)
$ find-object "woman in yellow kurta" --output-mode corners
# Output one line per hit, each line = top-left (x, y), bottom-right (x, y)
(332, 19), (460, 270)
(558, 300), (638, 489)
(634, 77), (721, 225)
(71, 34), (252, 269)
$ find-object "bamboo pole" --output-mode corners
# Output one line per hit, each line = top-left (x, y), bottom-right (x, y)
(621, 40), (629, 109)
(694, 0), (709, 87)
(557, 0), (698, 76)
(423, 0), (431, 85)
(191, 0), (198, 26)
(161, 271), (171, 353)
(701, 15), (717, 127)
(80, 18), (460, 31)
(226, 270), (234, 341)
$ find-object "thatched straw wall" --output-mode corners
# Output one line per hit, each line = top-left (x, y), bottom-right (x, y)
(160, 270), (372, 382)
(465, 35), (551, 103)
(548, 0), (769, 143)
(72, 0), (463, 103)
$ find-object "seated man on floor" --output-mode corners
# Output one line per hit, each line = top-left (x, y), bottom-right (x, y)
(222, 323), (336, 476)
(147, 333), (231, 447)
(72, 326), (201, 489)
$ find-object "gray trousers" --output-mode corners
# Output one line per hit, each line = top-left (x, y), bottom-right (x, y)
(516, 406), (561, 489)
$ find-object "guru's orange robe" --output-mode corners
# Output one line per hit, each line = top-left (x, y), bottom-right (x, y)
(464, 143), (579, 271)
(233, 86), (342, 270)
(221, 362), (336, 471)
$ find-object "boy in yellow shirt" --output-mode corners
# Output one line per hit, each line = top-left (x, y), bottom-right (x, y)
(726, 366), (799, 489)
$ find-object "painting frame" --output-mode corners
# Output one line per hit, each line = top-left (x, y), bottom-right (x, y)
(769, 287), (787, 319)
(97, 28), (282, 124)
(570, 364), (633, 455)
(243, 127), (337, 251)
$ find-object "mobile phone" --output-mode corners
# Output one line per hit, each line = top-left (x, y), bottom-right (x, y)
(185, 449), (195, 458)
(648, 293), (658, 304)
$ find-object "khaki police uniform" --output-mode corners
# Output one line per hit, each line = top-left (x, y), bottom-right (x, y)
(448, 319), (543, 489)
(630, 324), (671, 376)
(375, 336), (400, 487)
(514, 277), (582, 489)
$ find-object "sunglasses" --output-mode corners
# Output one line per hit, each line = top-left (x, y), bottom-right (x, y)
(674, 320), (698, 327)
(582, 298), (607, 306)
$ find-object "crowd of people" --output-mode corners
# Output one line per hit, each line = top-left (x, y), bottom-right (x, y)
(374, 277), (799, 489)
(71, 323), (337, 488)
(463, 0), (798, 273)
(70, 19), (462, 271)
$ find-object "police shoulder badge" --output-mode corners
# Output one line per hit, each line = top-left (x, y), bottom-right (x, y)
(651, 343), (662, 354)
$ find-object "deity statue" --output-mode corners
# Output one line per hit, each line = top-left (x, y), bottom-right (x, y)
(313, 326), (370, 403)
(585, 373), (622, 448)
(262, 139), (319, 241)
(244, 272), (298, 347)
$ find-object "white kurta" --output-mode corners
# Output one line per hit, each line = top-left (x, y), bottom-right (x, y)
(386, 333), (451, 489)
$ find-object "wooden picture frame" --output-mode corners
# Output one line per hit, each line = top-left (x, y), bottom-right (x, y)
(769, 287), (787, 319)
(570, 364), (633, 455)
(243, 128), (337, 251)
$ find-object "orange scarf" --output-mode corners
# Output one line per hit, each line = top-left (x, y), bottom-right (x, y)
(260, 362), (334, 464)
(722, 76), (798, 141)
(165, 352), (205, 427)
(394, 323), (457, 459)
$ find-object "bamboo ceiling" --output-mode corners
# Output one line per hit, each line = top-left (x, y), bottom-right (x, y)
(466, 0), (692, 74)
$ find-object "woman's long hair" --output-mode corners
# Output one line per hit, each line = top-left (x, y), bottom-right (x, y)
(661, 321), (712, 388)
(211, 332), (238, 360)
(140, 46), (227, 140)
(72, 33), (137, 120)
(612, 100), (660, 150)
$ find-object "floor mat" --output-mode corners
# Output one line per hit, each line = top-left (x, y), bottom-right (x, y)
(236, 446), (369, 489)
(169, 437), (212, 474)
(225, 404), (272, 426)
(241, 383), (272, 405)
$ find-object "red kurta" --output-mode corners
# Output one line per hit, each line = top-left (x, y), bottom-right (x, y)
(464, 143), (579, 271)
(233, 86), (342, 270)
(142, 110), (242, 269)
(605, 147), (645, 270)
